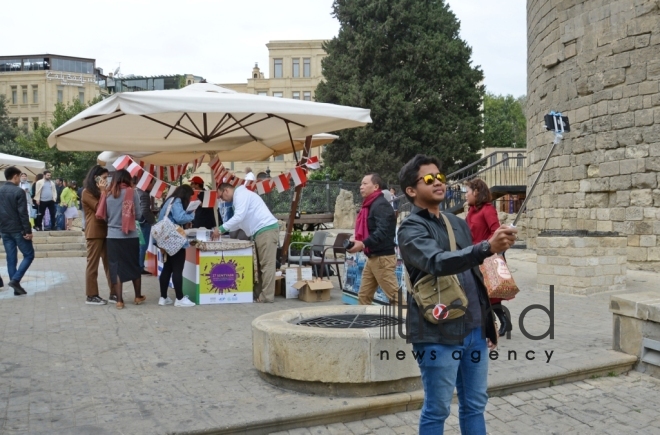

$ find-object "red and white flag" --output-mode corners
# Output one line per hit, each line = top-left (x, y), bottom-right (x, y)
(155, 166), (164, 180)
(256, 180), (274, 195)
(144, 163), (156, 175)
(305, 156), (320, 169)
(273, 173), (290, 193)
(127, 161), (142, 177)
(290, 167), (307, 186)
(191, 190), (200, 201)
(150, 180), (167, 198)
(245, 180), (257, 192)
(202, 191), (217, 208)
(229, 176), (242, 187)
(113, 155), (131, 170)
(209, 155), (221, 172)
(136, 171), (153, 191)
(165, 185), (176, 199)
(214, 167), (228, 184)
(168, 166), (178, 182)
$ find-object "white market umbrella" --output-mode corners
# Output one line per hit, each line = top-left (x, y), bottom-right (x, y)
(96, 133), (338, 167)
(47, 83), (370, 153)
(0, 152), (46, 180)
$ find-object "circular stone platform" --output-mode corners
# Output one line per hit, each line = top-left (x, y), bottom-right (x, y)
(252, 305), (421, 397)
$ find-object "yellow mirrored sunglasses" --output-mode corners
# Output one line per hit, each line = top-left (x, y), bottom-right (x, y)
(416, 173), (446, 185)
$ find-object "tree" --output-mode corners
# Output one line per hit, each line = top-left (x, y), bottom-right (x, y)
(0, 95), (18, 146)
(483, 93), (527, 148)
(315, 0), (485, 182)
(0, 96), (103, 183)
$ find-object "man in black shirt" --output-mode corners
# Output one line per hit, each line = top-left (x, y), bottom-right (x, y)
(0, 166), (35, 295)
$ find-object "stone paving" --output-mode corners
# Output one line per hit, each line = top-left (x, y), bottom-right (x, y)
(280, 371), (660, 435)
(0, 250), (658, 434)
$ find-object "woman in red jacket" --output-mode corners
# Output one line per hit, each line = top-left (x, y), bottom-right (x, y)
(465, 178), (513, 336)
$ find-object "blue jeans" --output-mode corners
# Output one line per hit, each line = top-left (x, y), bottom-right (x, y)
(1, 232), (35, 283)
(139, 221), (152, 270)
(413, 327), (489, 435)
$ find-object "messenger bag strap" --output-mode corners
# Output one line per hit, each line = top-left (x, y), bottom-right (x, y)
(440, 213), (457, 251)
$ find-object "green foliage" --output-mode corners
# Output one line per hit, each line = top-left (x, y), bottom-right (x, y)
(483, 93), (527, 148)
(307, 166), (340, 181)
(315, 0), (485, 182)
(0, 96), (104, 183)
(289, 230), (314, 244)
(0, 95), (18, 145)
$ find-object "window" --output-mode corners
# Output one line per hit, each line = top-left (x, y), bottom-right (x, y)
(11, 118), (18, 127)
(257, 91), (268, 96)
(11, 86), (17, 104)
(292, 58), (300, 77)
(187, 80), (191, 85)
(274, 58), (283, 78)
(274, 155), (284, 161)
(303, 91), (311, 101)
(303, 58), (311, 77)
(32, 117), (39, 130)
(273, 92), (283, 98)
(21, 117), (28, 128)
(292, 91), (300, 100)
(489, 154), (497, 166)
(79, 88), (85, 103)
(32, 85), (38, 103)
(502, 153), (509, 167)
(57, 87), (63, 103)
(517, 153), (524, 167)
(22, 86), (28, 104)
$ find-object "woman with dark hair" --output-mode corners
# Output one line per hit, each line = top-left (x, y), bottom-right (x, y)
(82, 165), (113, 305)
(464, 178), (512, 336)
(97, 169), (143, 309)
(157, 185), (196, 307)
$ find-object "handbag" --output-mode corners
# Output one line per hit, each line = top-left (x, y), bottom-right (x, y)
(136, 220), (145, 246)
(403, 213), (468, 323)
(479, 254), (519, 300)
(150, 199), (187, 255)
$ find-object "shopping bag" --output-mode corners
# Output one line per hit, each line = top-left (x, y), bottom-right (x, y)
(479, 255), (519, 300)
(150, 200), (187, 255)
(136, 220), (146, 245)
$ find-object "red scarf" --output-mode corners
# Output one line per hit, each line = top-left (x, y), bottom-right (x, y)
(355, 190), (382, 255)
(95, 184), (136, 234)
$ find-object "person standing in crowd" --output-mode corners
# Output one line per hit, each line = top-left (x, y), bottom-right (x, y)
(60, 180), (79, 230)
(77, 182), (85, 230)
(30, 173), (42, 201)
(19, 173), (34, 224)
(397, 154), (517, 435)
(54, 178), (66, 230)
(34, 170), (57, 231)
(97, 169), (143, 309)
(244, 167), (256, 181)
(346, 173), (399, 306)
(465, 178), (512, 336)
(82, 166), (113, 305)
(213, 182), (279, 303)
(0, 166), (35, 296)
(157, 185), (196, 307)
(137, 177), (157, 275)
(189, 176), (219, 230)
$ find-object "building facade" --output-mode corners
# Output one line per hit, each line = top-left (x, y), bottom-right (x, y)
(215, 40), (329, 180)
(0, 54), (102, 129)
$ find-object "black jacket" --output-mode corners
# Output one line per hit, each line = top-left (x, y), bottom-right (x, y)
(192, 191), (221, 229)
(137, 189), (157, 225)
(0, 182), (32, 235)
(362, 193), (396, 257)
(397, 206), (497, 345)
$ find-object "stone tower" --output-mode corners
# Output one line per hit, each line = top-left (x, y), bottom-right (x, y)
(526, 0), (660, 272)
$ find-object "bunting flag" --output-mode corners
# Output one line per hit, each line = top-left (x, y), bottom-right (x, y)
(245, 180), (257, 192)
(273, 173), (290, 193)
(191, 190), (200, 201)
(127, 161), (142, 177)
(165, 185), (176, 199)
(113, 155), (131, 170)
(157, 166), (165, 180)
(150, 180), (167, 198)
(168, 166), (178, 182)
(136, 171), (154, 191)
(209, 155), (221, 172)
(202, 191), (217, 208)
(257, 180), (274, 195)
(290, 167), (307, 187)
(305, 156), (320, 169)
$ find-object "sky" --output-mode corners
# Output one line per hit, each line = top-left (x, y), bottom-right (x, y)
(5, 0), (527, 97)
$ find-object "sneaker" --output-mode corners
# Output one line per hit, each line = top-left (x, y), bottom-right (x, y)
(108, 295), (118, 304)
(174, 296), (195, 307)
(141, 270), (152, 275)
(159, 297), (173, 306)
(86, 296), (107, 305)
(8, 280), (27, 295)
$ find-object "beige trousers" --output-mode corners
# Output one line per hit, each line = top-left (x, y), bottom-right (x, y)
(357, 254), (399, 306)
(253, 228), (279, 302)
(86, 238), (112, 298)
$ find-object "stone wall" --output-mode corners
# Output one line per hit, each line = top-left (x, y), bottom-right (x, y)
(526, 0), (660, 271)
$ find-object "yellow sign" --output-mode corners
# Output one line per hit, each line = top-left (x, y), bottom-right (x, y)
(199, 255), (253, 295)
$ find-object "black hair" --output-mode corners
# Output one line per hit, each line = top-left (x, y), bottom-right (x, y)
(218, 183), (233, 191)
(4, 166), (21, 181)
(167, 185), (194, 210)
(43, 170), (51, 175)
(83, 165), (109, 199)
(366, 173), (384, 190)
(398, 154), (443, 203)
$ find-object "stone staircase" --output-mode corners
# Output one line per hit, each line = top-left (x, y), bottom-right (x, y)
(0, 230), (86, 259)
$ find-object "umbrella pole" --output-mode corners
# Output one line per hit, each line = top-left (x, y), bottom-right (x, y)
(208, 152), (220, 228)
(281, 135), (312, 263)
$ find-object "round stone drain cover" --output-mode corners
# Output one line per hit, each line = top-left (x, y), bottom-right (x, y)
(297, 314), (402, 329)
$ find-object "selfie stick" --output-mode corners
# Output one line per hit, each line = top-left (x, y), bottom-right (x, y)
(512, 112), (566, 227)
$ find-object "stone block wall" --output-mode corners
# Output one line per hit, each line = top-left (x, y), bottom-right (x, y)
(527, 0), (660, 271)
(537, 233), (627, 294)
